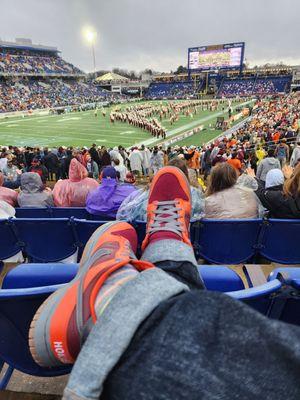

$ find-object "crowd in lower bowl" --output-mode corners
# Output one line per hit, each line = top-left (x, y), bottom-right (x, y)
(0, 92), (299, 220)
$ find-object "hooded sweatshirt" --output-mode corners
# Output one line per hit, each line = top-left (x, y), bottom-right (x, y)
(0, 173), (18, 206)
(18, 173), (54, 208)
(86, 178), (136, 217)
(256, 157), (281, 182)
(53, 158), (99, 207)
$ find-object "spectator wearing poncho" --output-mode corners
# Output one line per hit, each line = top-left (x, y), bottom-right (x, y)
(18, 173), (54, 208)
(53, 158), (98, 207)
(86, 167), (136, 218)
(0, 172), (18, 206)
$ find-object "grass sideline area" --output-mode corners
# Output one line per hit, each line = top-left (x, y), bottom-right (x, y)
(0, 99), (250, 148)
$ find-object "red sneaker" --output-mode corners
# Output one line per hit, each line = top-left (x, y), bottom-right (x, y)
(29, 221), (153, 367)
(142, 166), (192, 251)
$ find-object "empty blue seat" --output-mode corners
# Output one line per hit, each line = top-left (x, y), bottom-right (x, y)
(3, 263), (79, 289)
(0, 219), (22, 261)
(198, 266), (244, 292)
(191, 219), (262, 264)
(267, 268), (300, 325)
(13, 218), (77, 263)
(0, 284), (71, 389)
(51, 207), (89, 219)
(72, 219), (108, 258)
(14, 207), (53, 218)
(226, 279), (282, 315)
(259, 219), (300, 264)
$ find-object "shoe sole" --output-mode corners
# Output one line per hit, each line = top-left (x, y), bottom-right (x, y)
(29, 221), (132, 367)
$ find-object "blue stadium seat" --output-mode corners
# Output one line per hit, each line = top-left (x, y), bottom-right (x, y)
(51, 207), (89, 219)
(3, 264), (244, 293)
(226, 279), (282, 315)
(267, 268), (300, 325)
(14, 207), (53, 218)
(0, 284), (71, 389)
(191, 219), (262, 264)
(198, 266), (244, 292)
(72, 219), (108, 258)
(13, 218), (78, 263)
(0, 219), (23, 261)
(2, 263), (79, 289)
(259, 219), (300, 264)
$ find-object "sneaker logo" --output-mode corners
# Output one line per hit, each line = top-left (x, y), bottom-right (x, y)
(53, 341), (66, 361)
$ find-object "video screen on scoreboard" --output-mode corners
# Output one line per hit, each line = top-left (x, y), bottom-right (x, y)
(188, 42), (245, 72)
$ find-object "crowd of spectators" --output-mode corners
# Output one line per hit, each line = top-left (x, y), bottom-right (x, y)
(218, 76), (292, 98)
(145, 81), (203, 99)
(0, 48), (82, 75)
(0, 78), (123, 113)
(0, 93), (299, 222)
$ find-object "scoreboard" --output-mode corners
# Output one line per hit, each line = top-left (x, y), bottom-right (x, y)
(188, 42), (245, 72)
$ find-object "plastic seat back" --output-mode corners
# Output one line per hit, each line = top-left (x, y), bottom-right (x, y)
(268, 268), (300, 325)
(0, 219), (22, 261)
(73, 219), (108, 259)
(51, 207), (89, 219)
(259, 219), (300, 264)
(13, 218), (77, 263)
(15, 208), (53, 218)
(227, 279), (282, 315)
(191, 219), (262, 264)
(0, 285), (71, 376)
(198, 265), (244, 292)
(3, 263), (79, 289)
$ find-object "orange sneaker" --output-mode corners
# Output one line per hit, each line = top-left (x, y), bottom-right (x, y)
(142, 166), (192, 251)
(29, 221), (153, 367)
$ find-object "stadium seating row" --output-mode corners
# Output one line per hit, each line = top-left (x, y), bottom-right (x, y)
(1, 216), (300, 264)
(0, 263), (299, 388)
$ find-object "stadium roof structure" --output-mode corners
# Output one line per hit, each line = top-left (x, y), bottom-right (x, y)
(0, 39), (58, 53)
(96, 72), (130, 82)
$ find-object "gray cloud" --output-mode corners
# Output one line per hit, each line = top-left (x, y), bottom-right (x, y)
(0, 0), (299, 72)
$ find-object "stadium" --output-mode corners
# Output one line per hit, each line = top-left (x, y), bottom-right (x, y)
(0, 0), (300, 399)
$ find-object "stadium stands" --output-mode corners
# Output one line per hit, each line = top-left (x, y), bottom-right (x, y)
(218, 75), (292, 97)
(145, 80), (203, 99)
(0, 43), (125, 113)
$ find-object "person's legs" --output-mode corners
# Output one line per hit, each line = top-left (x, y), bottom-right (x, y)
(103, 290), (300, 400)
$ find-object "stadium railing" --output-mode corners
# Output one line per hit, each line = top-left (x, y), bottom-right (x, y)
(1, 217), (300, 264)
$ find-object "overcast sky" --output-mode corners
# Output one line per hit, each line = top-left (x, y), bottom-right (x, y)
(0, 0), (299, 73)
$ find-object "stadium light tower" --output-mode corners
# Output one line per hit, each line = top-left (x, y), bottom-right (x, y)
(84, 28), (97, 80)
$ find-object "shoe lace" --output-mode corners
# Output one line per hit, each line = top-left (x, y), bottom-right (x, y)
(149, 200), (183, 237)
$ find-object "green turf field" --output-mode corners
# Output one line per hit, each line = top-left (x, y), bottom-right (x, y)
(0, 99), (251, 148)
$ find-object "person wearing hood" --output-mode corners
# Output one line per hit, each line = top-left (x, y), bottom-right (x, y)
(129, 148), (143, 176)
(255, 165), (300, 219)
(256, 149), (281, 182)
(140, 145), (151, 175)
(290, 142), (300, 168)
(86, 166), (137, 218)
(18, 173), (54, 208)
(0, 172), (18, 206)
(53, 158), (99, 207)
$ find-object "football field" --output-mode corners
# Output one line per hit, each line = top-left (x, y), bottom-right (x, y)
(0, 100), (251, 148)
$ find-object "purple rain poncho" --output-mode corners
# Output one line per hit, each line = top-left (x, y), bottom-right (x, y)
(86, 178), (137, 218)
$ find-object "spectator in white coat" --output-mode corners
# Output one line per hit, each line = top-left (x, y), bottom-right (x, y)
(140, 145), (151, 175)
(129, 148), (143, 176)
